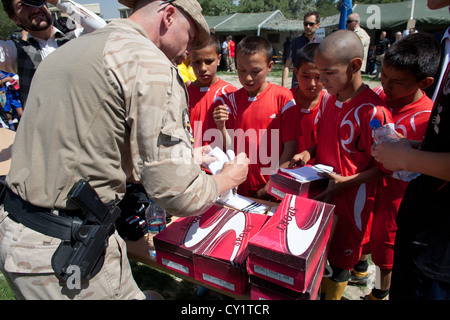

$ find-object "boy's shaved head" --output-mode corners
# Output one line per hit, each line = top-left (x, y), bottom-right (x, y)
(316, 29), (364, 65)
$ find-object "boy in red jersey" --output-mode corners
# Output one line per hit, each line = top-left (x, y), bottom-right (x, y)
(188, 33), (238, 149)
(350, 33), (440, 300)
(214, 35), (299, 199)
(290, 30), (394, 300)
(291, 43), (330, 161)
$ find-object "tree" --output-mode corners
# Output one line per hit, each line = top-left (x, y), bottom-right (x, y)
(316, 0), (339, 18)
(198, 0), (238, 16)
(0, 5), (17, 40)
(289, 0), (317, 19)
(238, 0), (266, 13)
(237, 0), (315, 19)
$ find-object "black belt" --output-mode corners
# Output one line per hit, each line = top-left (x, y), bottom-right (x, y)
(0, 182), (82, 241)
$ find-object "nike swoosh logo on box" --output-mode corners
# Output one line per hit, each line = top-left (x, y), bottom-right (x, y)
(286, 196), (324, 256)
(201, 212), (246, 263)
(184, 209), (228, 248)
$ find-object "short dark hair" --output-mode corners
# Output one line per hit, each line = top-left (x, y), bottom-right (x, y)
(384, 32), (440, 81)
(2, 0), (14, 18)
(236, 35), (273, 64)
(293, 43), (320, 69)
(304, 11), (320, 23)
(205, 32), (221, 55)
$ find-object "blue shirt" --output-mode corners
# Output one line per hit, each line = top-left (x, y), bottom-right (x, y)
(0, 70), (22, 114)
(287, 34), (323, 88)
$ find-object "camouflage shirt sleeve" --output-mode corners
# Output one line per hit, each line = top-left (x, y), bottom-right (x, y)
(104, 21), (219, 217)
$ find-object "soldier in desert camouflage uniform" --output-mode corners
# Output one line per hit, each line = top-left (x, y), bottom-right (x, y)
(0, 0), (249, 300)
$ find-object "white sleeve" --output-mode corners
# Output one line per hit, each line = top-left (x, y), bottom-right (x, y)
(56, 0), (107, 34)
(0, 40), (18, 74)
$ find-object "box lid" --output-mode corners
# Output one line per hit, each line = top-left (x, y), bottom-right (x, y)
(248, 194), (334, 269)
(270, 168), (328, 192)
(194, 211), (270, 267)
(154, 205), (233, 258)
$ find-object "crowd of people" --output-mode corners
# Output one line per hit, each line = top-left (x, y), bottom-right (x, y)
(0, 0), (448, 301)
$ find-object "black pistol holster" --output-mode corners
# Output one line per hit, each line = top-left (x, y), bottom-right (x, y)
(0, 179), (121, 281)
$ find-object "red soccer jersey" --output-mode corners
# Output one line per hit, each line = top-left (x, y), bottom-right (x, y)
(373, 86), (433, 141)
(291, 88), (330, 156)
(315, 86), (394, 270)
(188, 78), (237, 148)
(228, 83), (299, 197)
(370, 87), (434, 268)
(228, 40), (235, 58)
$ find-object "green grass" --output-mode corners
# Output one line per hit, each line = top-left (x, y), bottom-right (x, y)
(0, 262), (231, 300)
(0, 275), (15, 300)
(130, 261), (233, 300)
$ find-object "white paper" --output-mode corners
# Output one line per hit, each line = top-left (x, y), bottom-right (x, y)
(217, 193), (269, 214)
(279, 164), (333, 182)
(204, 147), (237, 202)
(205, 147), (269, 214)
(205, 147), (230, 175)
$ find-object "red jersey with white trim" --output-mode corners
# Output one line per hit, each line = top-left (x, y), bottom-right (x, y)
(373, 86), (433, 141)
(291, 88), (330, 155)
(228, 83), (299, 197)
(315, 86), (394, 269)
(370, 87), (434, 268)
(188, 78), (237, 148)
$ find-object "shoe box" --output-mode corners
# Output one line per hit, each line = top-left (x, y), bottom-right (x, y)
(247, 194), (334, 293)
(267, 166), (329, 200)
(250, 247), (328, 300)
(193, 211), (270, 295)
(153, 205), (233, 278)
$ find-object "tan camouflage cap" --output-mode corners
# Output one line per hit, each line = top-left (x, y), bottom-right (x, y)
(118, 0), (210, 48)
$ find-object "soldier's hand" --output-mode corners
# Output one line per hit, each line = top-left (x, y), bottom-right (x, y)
(214, 152), (249, 195)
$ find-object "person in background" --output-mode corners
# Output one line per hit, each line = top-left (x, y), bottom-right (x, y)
(0, 70), (22, 130)
(226, 35), (236, 72)
(394, 31), (402, 43)
(282, 36), (291, 65)
(372, 30), (390, 80)
(346, 13), (370, 74)
(221, 35), (229, 71)
(0, 0), (106, 105)
(178, 55), (197, 86)
(282, 11), (323, 89)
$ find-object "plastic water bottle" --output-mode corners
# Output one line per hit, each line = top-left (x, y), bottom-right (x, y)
(370, 119), (420, 182)
(145, 200), (166, 258)
(145, 199), (166, 234)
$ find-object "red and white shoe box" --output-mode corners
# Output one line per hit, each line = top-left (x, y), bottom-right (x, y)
(247, 194), (334, 293)
(193, 211), (270, 295)
(250, 247), (327, 300)
(153, 205), (233, 278)
(267, 167), (328, 200)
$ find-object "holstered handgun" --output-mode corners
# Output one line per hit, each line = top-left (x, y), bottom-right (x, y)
(51, 180), (121, 281)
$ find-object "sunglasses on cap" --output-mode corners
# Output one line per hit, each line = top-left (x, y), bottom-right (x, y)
(20, 0), (46, 7)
